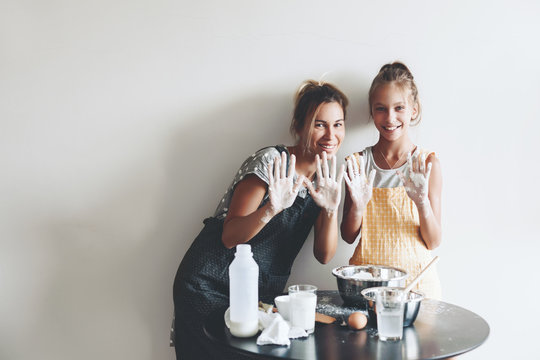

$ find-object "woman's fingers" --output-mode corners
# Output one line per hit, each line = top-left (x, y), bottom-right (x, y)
(280, 151), (287, 179)
(336, 163), (345, 184)
(330, 154), (337, 180)
(292, 174), (305, 194)
(273, 156), (280, 180)
(321, 151), (330, 179)
(315, 154), (324, 185)
(268, 161), (274, 185)
(288, 154), (296, 179)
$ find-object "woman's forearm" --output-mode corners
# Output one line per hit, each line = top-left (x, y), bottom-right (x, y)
(313, 210), (339, 264)
(222, 202), (278, 249)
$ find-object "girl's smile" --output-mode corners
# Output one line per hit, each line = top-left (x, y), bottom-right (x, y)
(371, 83), (418, 142)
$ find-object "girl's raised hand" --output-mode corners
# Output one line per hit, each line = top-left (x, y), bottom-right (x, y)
(267, 152), (304, 215)
(344, 155), (376, 212)
(304, 152), (345, 215)
(397, 152), (432, 206)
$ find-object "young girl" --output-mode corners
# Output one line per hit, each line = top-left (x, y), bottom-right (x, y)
(341, 62), (442, 299)
(173, 80), (348, 359)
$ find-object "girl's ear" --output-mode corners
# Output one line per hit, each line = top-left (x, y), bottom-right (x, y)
(411, 101), (419, 120)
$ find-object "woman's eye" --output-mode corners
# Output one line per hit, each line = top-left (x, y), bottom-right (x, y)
(375, 107), (385, 112)
(334, 122), (343, 127)
(396, 106), (405, 111)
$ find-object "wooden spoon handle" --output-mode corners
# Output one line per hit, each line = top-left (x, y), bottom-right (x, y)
(404, 256), (439, 294)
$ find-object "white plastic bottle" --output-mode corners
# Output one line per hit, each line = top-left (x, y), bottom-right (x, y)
(229, 244), (259, 337)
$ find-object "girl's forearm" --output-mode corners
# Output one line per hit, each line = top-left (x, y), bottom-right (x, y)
(340, 204), (363, 244)
(417, 203), (441, 250)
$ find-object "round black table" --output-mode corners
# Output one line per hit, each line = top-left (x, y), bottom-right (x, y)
(203, 291), (489, 360)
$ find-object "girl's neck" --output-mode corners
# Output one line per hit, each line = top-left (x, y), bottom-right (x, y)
(288, 145), (317, 180)
(373, 137), (415, 170)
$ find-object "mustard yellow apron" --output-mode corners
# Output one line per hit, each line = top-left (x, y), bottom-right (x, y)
(349, 183), (442, 299)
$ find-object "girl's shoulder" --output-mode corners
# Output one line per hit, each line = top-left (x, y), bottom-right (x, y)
(345, 147), (371, 162)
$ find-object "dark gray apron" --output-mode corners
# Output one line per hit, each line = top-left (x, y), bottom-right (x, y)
(172, 146), (320, 359)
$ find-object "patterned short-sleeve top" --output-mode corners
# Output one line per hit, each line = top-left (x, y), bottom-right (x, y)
(213, 145), (309, 219)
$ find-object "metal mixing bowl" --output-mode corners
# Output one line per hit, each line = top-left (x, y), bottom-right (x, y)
(332, 265), (408, 309)
(361, 286), (424, 327)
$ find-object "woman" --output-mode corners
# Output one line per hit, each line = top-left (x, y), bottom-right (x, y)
(172, 80), (348, 359)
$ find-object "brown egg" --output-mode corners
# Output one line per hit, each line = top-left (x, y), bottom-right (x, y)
(348, 312), (368, 330)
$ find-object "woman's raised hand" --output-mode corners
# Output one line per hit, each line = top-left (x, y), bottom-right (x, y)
(267, 152), (304, 215)
(304, 152), (345, 215)
(343, 155), (376, 212)
(397, 152), (432, 206)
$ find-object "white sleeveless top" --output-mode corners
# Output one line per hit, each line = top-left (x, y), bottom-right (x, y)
(361, 146), (421, 188)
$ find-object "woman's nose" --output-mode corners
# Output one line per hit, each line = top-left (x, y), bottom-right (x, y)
(324, 126), (335, 138)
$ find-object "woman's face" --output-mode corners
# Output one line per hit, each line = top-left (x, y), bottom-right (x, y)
(298, 101), (345, 157)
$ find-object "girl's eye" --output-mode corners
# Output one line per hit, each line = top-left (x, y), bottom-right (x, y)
(375, 107), (385, 112)
(396, 106), (405, 111)
(334, 122), (343, 127)
(315, 123), (325, 128)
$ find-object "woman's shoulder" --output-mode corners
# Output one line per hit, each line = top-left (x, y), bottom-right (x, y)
(247, 145), (283, 165)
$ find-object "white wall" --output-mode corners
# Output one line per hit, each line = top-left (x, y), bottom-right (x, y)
(1, 1), (538, 359)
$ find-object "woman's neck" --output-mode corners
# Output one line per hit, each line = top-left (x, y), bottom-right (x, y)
(288, 145), (317, 180)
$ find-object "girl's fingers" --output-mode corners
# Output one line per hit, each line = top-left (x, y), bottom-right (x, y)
(419, 152), (426, 173)
(368, 169), (376, 186)
(288, 154), (296, 179)
(358, 155), (366, 178)
(280, 151), (287, 179)
(407, 152), (414, 173)
(343, 171), (352, 186)
(346, 159), (355, 178)
(397, 169), (406, 185)
(425, 162), (432, 180)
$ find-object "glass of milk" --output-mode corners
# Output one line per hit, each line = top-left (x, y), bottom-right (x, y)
(375, 288), (405, 341)
(288, 284), (317, 334)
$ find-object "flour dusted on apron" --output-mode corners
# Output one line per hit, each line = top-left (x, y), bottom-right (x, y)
(349, 146), (442, 299)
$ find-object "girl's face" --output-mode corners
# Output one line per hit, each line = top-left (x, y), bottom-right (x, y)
(371, 83), (418, 142)
(298, 101), (345, 157)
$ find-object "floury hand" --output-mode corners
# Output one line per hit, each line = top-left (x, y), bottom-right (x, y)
(304, 152), (345, 216)
(397, 152), (432, 207)
(261, 152), (304, 223)
(343, 155), (376, 214)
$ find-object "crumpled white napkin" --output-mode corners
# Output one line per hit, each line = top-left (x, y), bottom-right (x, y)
(256, 310), (308, 346)
(224, 307), (308, 346)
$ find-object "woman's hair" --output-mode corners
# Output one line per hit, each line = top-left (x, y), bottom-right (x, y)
(290, 80), (349, 149)
(368, 62), (422, 125)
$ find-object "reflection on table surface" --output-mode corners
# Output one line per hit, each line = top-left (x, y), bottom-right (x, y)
(204, 290), (489, 360)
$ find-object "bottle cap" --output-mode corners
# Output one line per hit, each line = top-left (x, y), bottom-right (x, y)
(236, 244), (252, 255)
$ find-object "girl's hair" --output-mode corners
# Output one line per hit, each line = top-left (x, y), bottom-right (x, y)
(290, 80), (349, 149)
(368, 62), (422, 125)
